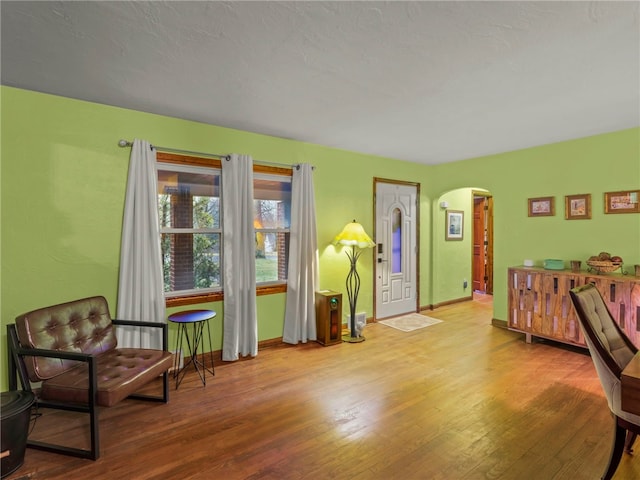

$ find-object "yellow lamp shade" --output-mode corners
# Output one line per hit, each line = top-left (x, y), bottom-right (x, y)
(333, 221), (375, 249)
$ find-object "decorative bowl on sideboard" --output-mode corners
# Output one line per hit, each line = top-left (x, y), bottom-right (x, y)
(586, 260), (624, 274)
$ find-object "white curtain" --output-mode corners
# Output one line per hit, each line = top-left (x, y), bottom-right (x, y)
(116, 139), (165, 349)
(283, 164), (319, 344)
(222, 154), (258, 360)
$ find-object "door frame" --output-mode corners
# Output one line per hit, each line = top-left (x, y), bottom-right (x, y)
(373, 177), (420, 320)
(471, 190), (493, 295)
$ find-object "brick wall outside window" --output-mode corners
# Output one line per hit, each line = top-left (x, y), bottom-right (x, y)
(277, 202), (289, 281)
(170, 183), (194, 291)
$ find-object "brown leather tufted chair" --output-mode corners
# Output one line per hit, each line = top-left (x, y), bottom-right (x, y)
(7, 296), (172, 460)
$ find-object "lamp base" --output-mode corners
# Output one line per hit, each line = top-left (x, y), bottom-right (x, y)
(342, 333), (365, 343)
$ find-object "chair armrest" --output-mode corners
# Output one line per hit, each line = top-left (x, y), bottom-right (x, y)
(111, 319), (169, 351)
(11, 343), (98, 403)
(13, 345), (93, 362)
(112, 318), (167, 329)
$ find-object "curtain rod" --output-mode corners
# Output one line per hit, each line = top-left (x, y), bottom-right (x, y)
(117, 139), (307, 170)
(118, 139), (227, 160)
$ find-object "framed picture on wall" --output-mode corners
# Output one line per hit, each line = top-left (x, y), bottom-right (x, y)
(604, 190), (640, 214)
(445, 210), (464, 241)
(528, 196), (555, 217)
(565, 193), (592, 220)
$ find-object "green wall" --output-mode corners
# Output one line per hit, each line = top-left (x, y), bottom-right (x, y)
(0, 87), (432, 390)
(432, 188), (476, 304)
(1, 86), (639, 391)
(430, 129), (640, 322)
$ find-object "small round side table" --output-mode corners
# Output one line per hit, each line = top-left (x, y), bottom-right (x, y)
(168, 309), (216, 389)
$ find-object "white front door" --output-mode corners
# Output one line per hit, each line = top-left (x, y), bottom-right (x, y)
(375, 181), (418, 319)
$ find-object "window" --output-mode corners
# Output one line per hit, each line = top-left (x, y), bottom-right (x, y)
(254, 173), (291, 284)
(158, 163), (222, 298)
(156, 152), (292, 305)
(391, 207), (402, 274)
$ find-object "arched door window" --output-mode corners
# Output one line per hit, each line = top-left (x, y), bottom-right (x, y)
(391, 207), (402, 274)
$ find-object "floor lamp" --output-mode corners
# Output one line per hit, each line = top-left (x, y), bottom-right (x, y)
(333, 220), (375, 343)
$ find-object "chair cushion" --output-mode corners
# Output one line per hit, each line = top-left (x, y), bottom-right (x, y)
(15, 296), (117, 382)
(41, 348), (173, 407)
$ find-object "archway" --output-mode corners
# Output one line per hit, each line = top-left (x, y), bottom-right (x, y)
(432, 187), (493, 307)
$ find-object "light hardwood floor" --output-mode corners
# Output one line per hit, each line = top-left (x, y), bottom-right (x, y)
(6, 295), (640, 479)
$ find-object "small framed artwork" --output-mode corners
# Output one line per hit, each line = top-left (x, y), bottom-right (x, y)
(565, 193), (592, 220)
(528, 196), (555, 217)
(604, 190), (640, 214)
(445, 210), (464, 241)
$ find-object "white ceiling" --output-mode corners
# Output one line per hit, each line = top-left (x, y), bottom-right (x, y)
(1, 1), (639, 165)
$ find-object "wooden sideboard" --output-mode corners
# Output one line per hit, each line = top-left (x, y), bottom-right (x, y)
(508, 266), (640, 348)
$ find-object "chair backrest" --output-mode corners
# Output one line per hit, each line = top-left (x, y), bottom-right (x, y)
(570, 283), (636, 373)
(570, 283), (637, 414)
(14, 296), (117, 382)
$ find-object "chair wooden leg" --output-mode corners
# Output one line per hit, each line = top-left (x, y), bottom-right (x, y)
(625, 430), (637, 454)
(602, 418), (627, 480)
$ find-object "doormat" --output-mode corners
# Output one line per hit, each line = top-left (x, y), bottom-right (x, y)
(378, 313), (443, 332)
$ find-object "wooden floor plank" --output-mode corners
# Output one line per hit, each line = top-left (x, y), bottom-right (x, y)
(6, 295), (640, 479)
